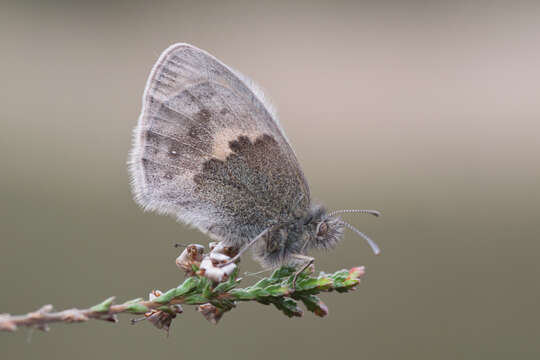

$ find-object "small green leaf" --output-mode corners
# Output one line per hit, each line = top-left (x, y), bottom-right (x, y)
(330, 269), (349, 282)
(210, 298), (235, 311)
(270, 266), (295, 280)
(298, 294), (329, 317)
(271, 298), (303, 317)
(90, 296), (115, 313)
(229, 289), (256, 300)
(153, 276), (200, 304)
(264, 284), (288, 296)
(174, 277), (200, 297)
(125, 303), (149, 314)
(250, 287), (272, 298)
(183, 294), (209, 305)
(201, 278), (214, 298)
(213, 275), (238, 294)
(331, 269), (350, 278)
(153, 288), (177, 304)
(295, 277), (327, 291)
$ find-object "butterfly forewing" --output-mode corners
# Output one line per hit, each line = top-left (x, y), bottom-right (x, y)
(130, 43), (310, 246)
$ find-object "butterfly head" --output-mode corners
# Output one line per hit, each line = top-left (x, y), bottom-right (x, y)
(302, 205), (381, 255)
(301, 205), (345, 251)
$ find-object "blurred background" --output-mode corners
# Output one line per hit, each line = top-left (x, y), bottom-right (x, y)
(1, 0), (539, 359)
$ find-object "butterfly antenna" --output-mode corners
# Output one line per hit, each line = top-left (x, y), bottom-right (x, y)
(326, 209), (381, 218)
(341, 221), (381, 255)
(174, 243), (187, 248)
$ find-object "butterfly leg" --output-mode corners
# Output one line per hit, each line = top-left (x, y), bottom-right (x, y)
(290, 254), (315, 290)
(217, 228), (270, 267)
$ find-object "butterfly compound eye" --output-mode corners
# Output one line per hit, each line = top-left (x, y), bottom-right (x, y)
(317, 221), (328, 237)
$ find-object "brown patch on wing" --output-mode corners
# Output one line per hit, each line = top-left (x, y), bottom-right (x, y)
(192, 134), (308, 245)
(211, 128), (263, 161)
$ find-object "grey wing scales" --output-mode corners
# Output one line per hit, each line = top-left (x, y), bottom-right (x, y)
(129, 43), (310, 246)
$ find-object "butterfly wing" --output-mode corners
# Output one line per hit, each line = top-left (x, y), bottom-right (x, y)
(130, 43), (310, 246)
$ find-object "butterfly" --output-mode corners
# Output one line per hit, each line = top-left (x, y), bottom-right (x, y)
(129, 43), (380, 284)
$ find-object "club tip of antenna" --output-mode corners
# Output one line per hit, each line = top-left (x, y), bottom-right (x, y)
(368, 240), (381, 255)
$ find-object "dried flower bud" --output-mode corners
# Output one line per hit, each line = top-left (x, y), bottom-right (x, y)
(196, 303), (224, 325)
(175, 244), (205, 275)
(199, 256), (237, 283)
(209, 252), (230, 265)
(139, 290), (183, 335)
(146, 310), (177, 333)
(313, 300), (329, 317)
(148, 290), (163, 301)
(209, 241), (239, 258)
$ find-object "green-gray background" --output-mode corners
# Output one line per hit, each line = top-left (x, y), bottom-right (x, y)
(1, 1), (539, 359)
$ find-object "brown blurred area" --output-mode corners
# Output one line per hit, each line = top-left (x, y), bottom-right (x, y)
(1, 1), (539, 359)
